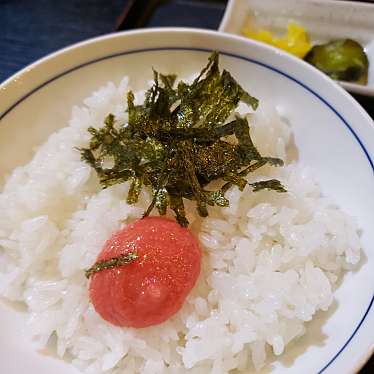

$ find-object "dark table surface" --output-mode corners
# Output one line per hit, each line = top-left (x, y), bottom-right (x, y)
(0, 0), (373, 372)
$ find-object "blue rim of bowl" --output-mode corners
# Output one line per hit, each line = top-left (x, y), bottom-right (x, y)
(0, 46), (373, 372)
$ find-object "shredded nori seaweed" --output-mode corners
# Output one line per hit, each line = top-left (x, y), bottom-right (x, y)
(80, 52), (286, 227)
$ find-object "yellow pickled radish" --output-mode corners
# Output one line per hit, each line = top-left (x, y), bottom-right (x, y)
(242, 22), (312, 58)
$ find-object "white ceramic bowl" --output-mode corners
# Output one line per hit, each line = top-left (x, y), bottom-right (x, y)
(0, 28), (373, 374)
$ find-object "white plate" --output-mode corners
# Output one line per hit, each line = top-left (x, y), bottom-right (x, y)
(0, 28), (373, 374)
(219, 0), (374, 97)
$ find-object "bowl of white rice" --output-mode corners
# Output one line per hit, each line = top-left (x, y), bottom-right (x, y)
(0, 28), (373, 374)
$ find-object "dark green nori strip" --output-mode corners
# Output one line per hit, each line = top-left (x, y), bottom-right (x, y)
(85, 252), (138, 279)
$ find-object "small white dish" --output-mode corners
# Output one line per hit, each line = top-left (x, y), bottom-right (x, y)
(219, 0), (374, 97)
(0, 28), (373, 374)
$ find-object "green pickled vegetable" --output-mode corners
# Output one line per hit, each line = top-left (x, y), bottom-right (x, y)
(304, 39), (369, 84)
(79, 52), (286, 227)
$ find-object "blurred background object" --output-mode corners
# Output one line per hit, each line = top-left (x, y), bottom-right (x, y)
(0, 0), (226, 82)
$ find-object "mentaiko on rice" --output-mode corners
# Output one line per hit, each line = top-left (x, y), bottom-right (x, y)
(0, 58), (361, 374)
